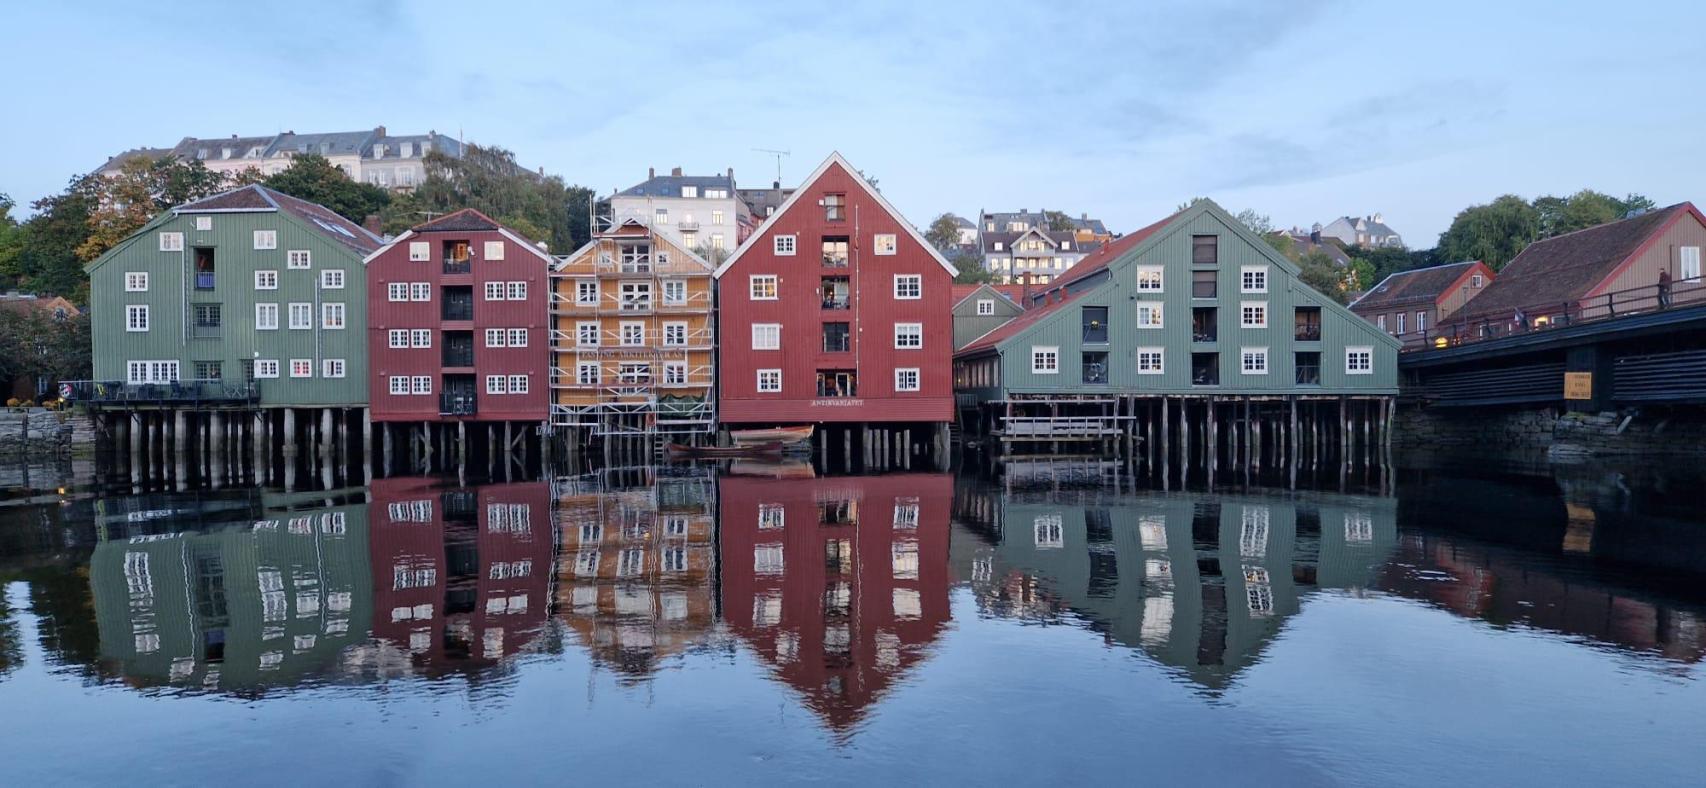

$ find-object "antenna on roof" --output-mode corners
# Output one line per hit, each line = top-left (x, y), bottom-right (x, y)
(752, 148), (789, 184)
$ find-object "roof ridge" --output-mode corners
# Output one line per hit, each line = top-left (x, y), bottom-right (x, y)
(1526, 202), (1685, 246)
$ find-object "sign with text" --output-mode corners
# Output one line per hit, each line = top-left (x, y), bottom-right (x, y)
(1564, 372), (1593, 400)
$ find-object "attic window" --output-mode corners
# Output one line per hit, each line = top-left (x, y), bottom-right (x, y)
(1471, 274), (1484, 288)
(401, 142), (413, 157)
(1192, 235), (1218, 265)
(681, 186), (698, 198)
(374, 144), (386, 158)
(824, 194), (846, 221)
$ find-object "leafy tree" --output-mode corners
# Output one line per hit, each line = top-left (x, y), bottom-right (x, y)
(1043, 210), (1075, 232)
(1534, 189), (1655, 238)
(0, 194), (22, 288)
(1263, 232), (1295, 258)
(0, 308), (89, 401)
(1234, 209), (1273, 235)
(1346, 259), (1377, 293)
(692, 243), (730, 267)
(950, 250), (996, 284)
(1296, 250), (1347, 303)
(1436, 194), (1540, 271)
(412, 144), (593, 252)
(925, 213), (964, 252)
(1175, 197), (1209, 212)
(261, 154), (390, 225)
(76, 156), (227, 263)
(17, 177), (98, 301)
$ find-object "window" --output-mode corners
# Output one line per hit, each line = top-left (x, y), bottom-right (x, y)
(662, 280), (687, 304)
(486, 375), (508, 394)
(894, 322), (922, 349)
(576, 362), (600, 385)
(1377, 314), (1387, 332)
(484, 241), (505, 261)
(484, 281), (505, 301)
(874, 233), (897, 255)
(410, 282), (431, 301)
(1471, 273), (1485, 288)
(577, 321), (599, 346)
(1032, 346), (1059, 374)
(320, 269), (344, 289)
(1138, 347), (1164, 374)
(193, 303), (221, 332)
(508, 328), (527, 347)
(288, 303), (312, 329)
(256, 360), (280, 379)
(712, 210), (724, 225)
(1192, 270), (1217, 298)
(773, 235), (796, 256)
(126, 360), (179, 384)
(1240, 301), (1267, 328)
(389, 376), (409, 394)
(993, 242), (1004, 251)
(411, 376), (432, 394)
(290, 359), (313, 378)
(750, 274), (778, 300)
(895, 367), (920, 392)
(655, 208), (668, 226)
(389, 329), (408, 348)
(411, 329), (431, 348)
(322, 359), (346, 378)
(663, 322), (687, 346)
(1192, 235), (1218, 265)
(1346, 346), (1374, 374)
(1395, 312), (1407, 335)
(287, 250), (311, 269)
(1415, 311), (1427, 334)
(388, 282), (408, 301)
(126, 305), (149, 332)
(255, 270), (278, 289)
(193, 360), (222, 381)
(194, 216), (212, 231)
(824, 193), (845, 221)
(894, 274), (922, 300)
(823, 322), (851, 352)
(408, 241), (430, 261)
(1137, 303), (1164, 329)
(485, 328), (506, 347)
(576, 280), (599, 305)
(752, 323), (781, 350)
(1136, 266), (1164, 292)
(756, 369), (782, 392)
(125, 272), (148, 292)
(822, 238), (849, 267)
(1295, 351), (1321, 385)
(1241, 347), (1269, 375)
(1240, 266), (1268, 293)
(1294, 306), (1322, 341)
(253, 230), (277, 250)
(321, 302), (345, 329)
(506, 281), (527, 300)
(159, 232), (183, 252)
(255, 303), (279, 330)
(663, 361), (686, 385)
(620, 321), (645, 346)
(1082, 306), (1109, 342)
(509, 375), (528, 394)
(681, 185), (698, 198)
(617, 280), (651, 311)
(1681, 247), (1702, 280)
(976, 298), (995, 316)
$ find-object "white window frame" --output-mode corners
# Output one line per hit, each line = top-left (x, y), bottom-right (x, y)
(126, 305), (149, 332)
(508, 328), (527, 347)
(486, 375), (508, 394)
(194, 216), (213, 232)
(255, 302), (279, 330)
(976, 298), (995, 316)
(388, 376), (410, 395)
(1240, 265), (1269, 294)
(322, 358), (346, 379)
(576, 321), (599, 347)
(756, 369), (782, 392)
(287, 249), (311, 269)
(1396, 312), (1406, 335)
(1031, 346), (1059, 374)
(1682, 246), (1702, 281)
(507, 281), (527, 300)
(663, 361), (687, 385)
(752, 323), (781, 350)
(894, 274), (922, 300)
(388, 282), (408, 301)
(874, 233), (898, 256)
(1240, 301), (1268, 329)
(1416, 311), (1427, 334)
(484, 240), (505, 261)
(1471, 274), (1484, 288)
(1346, 346), (1374, 375)
(662, 279), (687, 305)
(411, 376), (433, 395)
(484, 281), (505, 301)
(388, 329), (408, 349)
(1137, 347), (1165, 375)
(662, 322), (688, 346)
(289, 358), (313, 378)
(321, 302), (345, 329)
(255, 360), (280, 379)
(253, 230), (277, 250)
(509, 374), (529, 394)
(320, 269), (344, 289)
(125, 272), (149, 292)
(894, 367), (921, 392)
(126, 360), (179, 384)
(410, 329), (432, 348)
(1137, 303), (1164, 329)
(485, 328), (507, 348)
(408, 241), (430, 262)
(773, 235), (796, 256)
(1136, 266), (1164, 292)
(288, 303), (312, 330)
(576, 361), (601, 385)
(749, 274), (778, 300)
(1241, 347), (1269, 375)
(576, 280), (600, 306)
(619, 321), (646, 347)
(158, 232), (183, 252)
(254, 270), (278, 290)
(409, 282), (430, 301)
(894, 322), (923, 349)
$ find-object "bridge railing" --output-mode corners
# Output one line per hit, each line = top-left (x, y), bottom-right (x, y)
(1396, 275), (1706, 352)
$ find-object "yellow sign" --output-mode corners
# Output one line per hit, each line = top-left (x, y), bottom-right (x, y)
(1564, 372), (1593, 400)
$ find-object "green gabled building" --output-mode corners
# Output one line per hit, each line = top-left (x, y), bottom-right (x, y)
(81, 185), (382, 485)
(953, 199), (1400, 461)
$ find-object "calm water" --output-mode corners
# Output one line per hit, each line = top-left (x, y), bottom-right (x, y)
(1, 456), (1703, 786)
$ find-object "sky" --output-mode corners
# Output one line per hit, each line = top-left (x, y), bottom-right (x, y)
(4, 0), (1703, 245)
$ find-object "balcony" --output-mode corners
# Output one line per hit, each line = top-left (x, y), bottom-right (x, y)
(63, 379), (260, 406)
(194, 272), (216, 290)
(677, 220), (700, 231)
(440, 391), (477, 416)
(443, 331), (474, 367)
(443, 259), (471, 275)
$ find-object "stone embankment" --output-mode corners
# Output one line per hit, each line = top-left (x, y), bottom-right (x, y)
(0, 409), (97, 457)
(1395, 405), (1706, 458)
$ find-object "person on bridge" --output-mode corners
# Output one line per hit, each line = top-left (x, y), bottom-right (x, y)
(1659, 268), (1673, 308)
(1514, 307), (1528, 332)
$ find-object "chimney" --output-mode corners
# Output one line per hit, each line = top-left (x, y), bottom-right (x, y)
(671, 166), (683, 177)
(374, 125), (386, 138)
(363, 214), (382, 236)
(1021, 271), (1033, 309)
(1310, 228), (1321, 244)
(727, 167), (734, 179)
(648, 167), (655, 179)
(773, 180), (780, 189)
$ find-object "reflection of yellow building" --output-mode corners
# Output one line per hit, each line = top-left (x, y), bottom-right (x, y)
(549, 220), (715, 436)
(554, 470), (717, 679)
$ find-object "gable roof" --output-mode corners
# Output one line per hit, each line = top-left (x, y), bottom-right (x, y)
(1046, 209), (1186, 291)
(951, 283), (1025, 309)
(617, 173), (735, 198)
(713, 152), (957, 278)
(175, 184), (382, 253)
(1349, 261), (1485, 311)
(362, 209), (555, 266)
(957, 290), (1086, 355)
(1455, 203), (1700, 321)
(550, 219), (713, 273)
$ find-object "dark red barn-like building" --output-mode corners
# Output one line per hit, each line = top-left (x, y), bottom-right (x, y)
(714, 152), (956, 452)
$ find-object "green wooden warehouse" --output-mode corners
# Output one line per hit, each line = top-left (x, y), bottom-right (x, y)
(953, 199), (1401, 465)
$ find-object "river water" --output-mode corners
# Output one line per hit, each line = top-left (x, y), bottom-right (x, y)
(0, 455), (1702, 786)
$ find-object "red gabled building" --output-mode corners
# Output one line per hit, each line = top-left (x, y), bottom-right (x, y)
(365, 209), (552, 428)
(714, 152), (956, 436)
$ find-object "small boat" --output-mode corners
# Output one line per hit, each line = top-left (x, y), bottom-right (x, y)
(729, 425), (814, 447)
(727, 458), (817, 479)
(666, 442), (784, 458)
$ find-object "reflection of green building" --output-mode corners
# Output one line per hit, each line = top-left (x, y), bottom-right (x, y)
(958, 489), (1396, 689)
(89, 491), (371, 693)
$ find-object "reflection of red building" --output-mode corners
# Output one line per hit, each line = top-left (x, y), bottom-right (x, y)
(368, 479), (553, 676)
(720, 473), (953, 732)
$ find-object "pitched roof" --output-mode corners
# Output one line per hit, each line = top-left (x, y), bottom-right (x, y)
(412, 208), (501, 233)
(1349, 261), (1482, 311)
(956, 290), (1086, 355)
(1455, 203), (1697, 321)
(951, 283), (1026, 308)
(738, 186), (793, 219)
(617, 173), (735, 198)
(1047, 209), (1185, 291)
(176, 185), (382, 253)
(267, 129), (376, 159)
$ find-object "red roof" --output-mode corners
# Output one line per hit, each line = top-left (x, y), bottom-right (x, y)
(1048, 209), (1183, 291)
(956, 290), (1086, 355)
(951, 283), (1027, 307)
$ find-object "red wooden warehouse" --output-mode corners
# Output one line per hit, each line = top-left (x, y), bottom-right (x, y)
(364, 209), (552, 471)
(714, 152), (956, 462)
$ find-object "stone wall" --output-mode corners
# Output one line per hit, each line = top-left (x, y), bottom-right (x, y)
(1396, 404), (1706, 458)
(0, 409), (97, 457)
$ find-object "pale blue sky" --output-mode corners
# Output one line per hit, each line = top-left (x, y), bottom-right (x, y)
(4, 1), (1702, 244)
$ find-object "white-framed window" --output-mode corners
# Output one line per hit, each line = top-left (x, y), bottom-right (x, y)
(976, 298), (995, 316)
(1032, 346), (1059, 374)
(255, 360), (280, 379)
(410, 282), (430, 301)
(662, 322), (687, 346)
(750, 274), (778, 300)
(756, 369), (782, 392)
(1377, 314), (1387, 331)
(485, 328), (506, 347)
(388, 282), (408, 301)
(1240, 301), (1268, 328)
(1682, 246), (1702, 280)
(681, 185), (698, 198)
(288, 302), (312, 329)
(993, 242), (1004, 251)
(1396, 312), (1406, 335)
(1137, 347), (1164, 374)
(620, 321), (645, 346)
(1346, 346), (1374, 374)
(321, 302), (345, 329)
(662, 279), (687, 304)
(576, 280), (599, 305)
(710, 234), (724, 251)
(410, 329), (431, 348)
(894, 367), (921, 392)
(287, 249), (311, 269)
(663, 361), (687, 384)
(158, 232), (183, 252)
(509, 374), (529, 394)
(711, 210), (724, 225)
(1241, 347), (1269, 375)
(773, 235), (796, 256)
(253, 230), (277, 250)
(1137, 303), (1164, 328)
(508, 328), (527, 347)
(125, 360), (177, 384)
(894, 322), (923, 349)
(507, 281), (527, 300)
(655, 208), (668, 226)
(752, 323), (781, 350)
(125, 272), (149, 292)
(486, 375), (508, 394)
(254, 270), (278, 290)
(1136, 266), (1164, 292)
(576, 321), (599, 346)
(388, 329), (408, 348)
(408, 241), (430, 261)
(1471, 274), (1484, 288)
(255, 303), (279, 330)
(1240, 265), (1269, 293)
(576, 361), (600, 385)
(1416, 311), (1427, 334)
(894, 274), (922, 299)
(320, 269), (344, 289)
(194, 216), (213, 231)
(126, 305), (149, 332)
(322, 359), (346, 378)
(289, 359), (313, 378)
(411, 376), (433, 394)
(484, 281), (505, 300)
(875, 233), (897, 255)
(483, 240), (505, 261)
(388, 375), (409, 394)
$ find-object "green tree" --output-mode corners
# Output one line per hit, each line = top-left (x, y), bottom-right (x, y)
(262, 154), (391, 225)
(950, 250), (995, 284)
(1346, 259), (1377, 293)
(77, 156), (228, 264)
(17, 177), (99, 301)
(1043, 210), (1075, 232)
(1436, 194), (1540, 271)
(1296, 250), (1347, 303)
(1534, 189), (1656, 238)
(925, 213), (964, 252)
(1263, 232), (1295, 259)
(692, 243), (730, 268)
(1234, 209), (1273, 236)
(412, 144), (593, 252)
(0, 193), (23, 288)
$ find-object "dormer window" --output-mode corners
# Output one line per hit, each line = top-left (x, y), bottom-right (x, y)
(401, 142), (413, 157)
(374, 144), (386, 158)
(681, 185), (698, 198)
(1471, 274), (1484, 288)
(221, 147), (233, 159)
